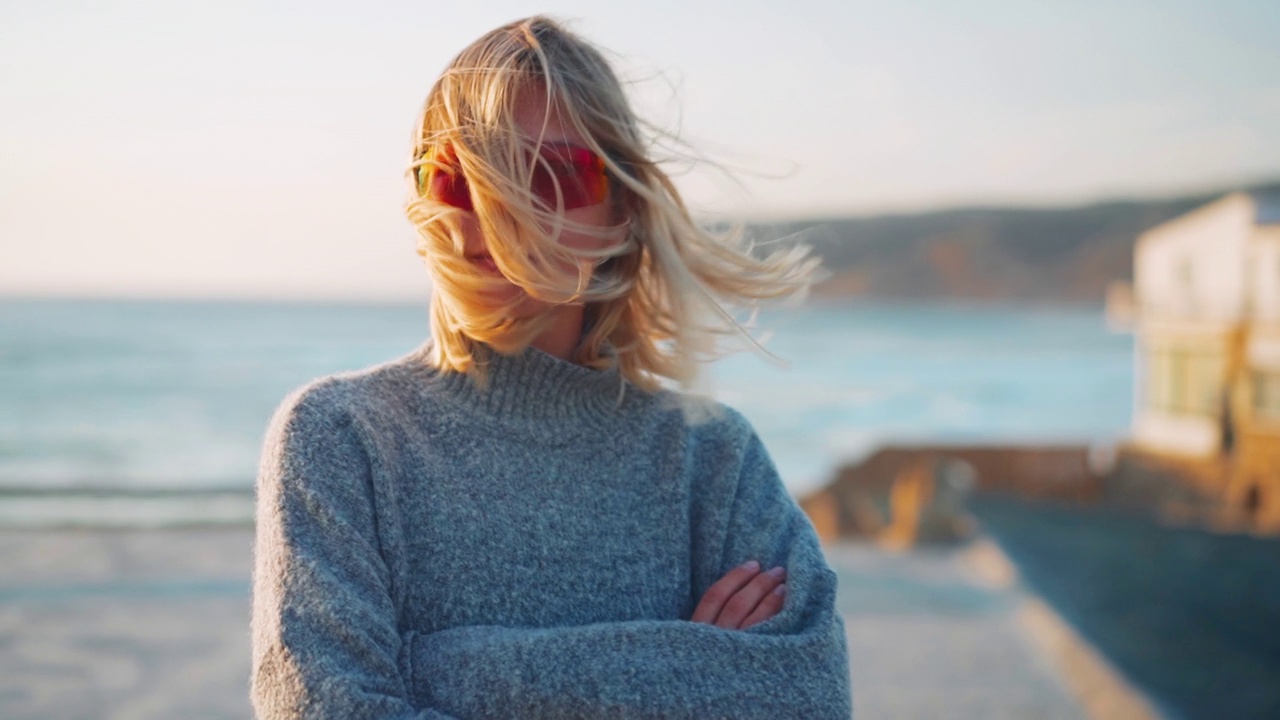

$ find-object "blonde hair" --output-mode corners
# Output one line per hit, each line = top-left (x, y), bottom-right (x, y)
(404, 15), (820, 414)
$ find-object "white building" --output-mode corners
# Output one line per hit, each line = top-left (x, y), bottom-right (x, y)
(1132, 192), (1280, 454)
(1128, 191), (1280, 528)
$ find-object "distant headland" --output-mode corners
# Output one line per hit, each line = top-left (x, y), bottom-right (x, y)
(736, 178), (1280, 303)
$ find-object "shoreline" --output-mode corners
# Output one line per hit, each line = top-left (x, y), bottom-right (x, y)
(0, 490), (256, 531)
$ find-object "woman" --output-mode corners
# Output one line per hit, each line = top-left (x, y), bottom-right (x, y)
(250, 15), (852, 719)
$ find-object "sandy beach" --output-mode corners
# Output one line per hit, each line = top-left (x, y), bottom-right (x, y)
(0, 526), (1127, 719)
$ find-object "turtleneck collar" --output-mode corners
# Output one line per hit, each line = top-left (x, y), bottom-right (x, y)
(416, 341), (631, 425)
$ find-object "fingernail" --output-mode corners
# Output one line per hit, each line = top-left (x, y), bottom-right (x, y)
(773, 584), (787, 596)
(741, 560), (760, 572)
(766, 566), (786, 579)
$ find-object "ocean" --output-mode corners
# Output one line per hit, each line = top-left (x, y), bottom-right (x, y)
(0, 298), (1134, 527)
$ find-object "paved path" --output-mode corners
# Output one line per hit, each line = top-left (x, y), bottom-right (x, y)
(829, 541), (1096, 719)
(0, 528), (1130, 719)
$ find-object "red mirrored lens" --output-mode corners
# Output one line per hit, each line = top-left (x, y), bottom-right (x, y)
(430, 166), (473, 211)
(529, 144), (609, 210)
(416, 146), (473, 211)
(418, 143), (608, 212)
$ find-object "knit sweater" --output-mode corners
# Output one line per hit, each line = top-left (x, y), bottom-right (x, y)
(250, 340), (852, 719)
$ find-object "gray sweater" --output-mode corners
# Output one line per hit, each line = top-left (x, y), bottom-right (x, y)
(250, 341), (852, 719)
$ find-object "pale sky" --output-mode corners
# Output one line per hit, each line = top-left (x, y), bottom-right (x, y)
(2, 0), (1278, 300)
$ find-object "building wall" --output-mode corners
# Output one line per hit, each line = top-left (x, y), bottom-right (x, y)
(1233, 326), (1280, 531)
(1243, 226), (1280, 435)
(1135, 193), (1254, 323)
(1133, 412), (1221, 457)
(1248, 226), (1280, 324)
(1248, 327), (1280, 376)
(1128, 195), (1280, 525)
(1133, 321), (1236, 458)
(1245, 326), (1280, 423)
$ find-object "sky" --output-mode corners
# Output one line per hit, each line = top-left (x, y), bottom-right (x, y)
(2, 0), (1278, 300)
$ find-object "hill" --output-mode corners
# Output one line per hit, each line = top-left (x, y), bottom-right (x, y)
(743, 180), (1280, 303)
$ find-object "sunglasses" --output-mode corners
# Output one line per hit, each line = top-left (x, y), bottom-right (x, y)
(415, 142), (610, 212)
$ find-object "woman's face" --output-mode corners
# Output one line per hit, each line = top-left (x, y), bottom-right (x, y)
(457, 87), (620, 312)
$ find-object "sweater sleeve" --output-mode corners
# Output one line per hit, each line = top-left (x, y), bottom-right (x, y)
(250, 384), (459, 720)
(404, 417), (852, 719)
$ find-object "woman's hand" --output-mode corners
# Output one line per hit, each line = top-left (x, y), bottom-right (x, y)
(690, 560), (787, 630)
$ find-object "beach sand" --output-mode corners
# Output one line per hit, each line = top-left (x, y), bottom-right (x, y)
(1, 527), (1106, 719)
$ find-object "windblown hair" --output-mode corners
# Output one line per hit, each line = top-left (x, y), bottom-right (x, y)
(404, 15), (821, 413)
